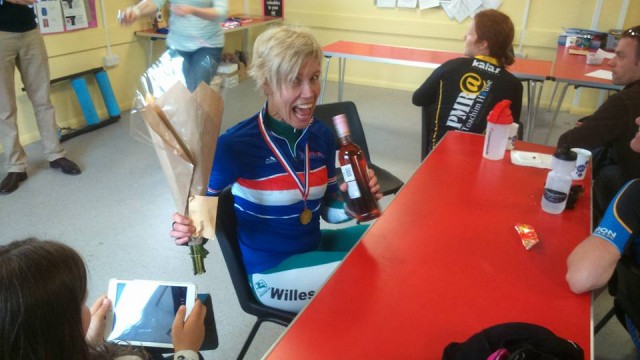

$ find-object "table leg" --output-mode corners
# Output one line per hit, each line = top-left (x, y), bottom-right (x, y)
(523, 79), (533, 141)
(524, 80), (544, 141)
(319, 56), (332, 104)
(242, 28), (250, 62)
(148, 38), (154, 68)
(544, 82), (570, 145)
(546, 81), (559, 112)
(338, 58), (346, 102)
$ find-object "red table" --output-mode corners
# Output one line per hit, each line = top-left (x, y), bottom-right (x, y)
(546, 46), (623, 143)
(266, 131), (592, 359)
(320, 41), (553, 141)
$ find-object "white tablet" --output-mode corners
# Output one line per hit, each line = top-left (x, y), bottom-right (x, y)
(105, 278), (197, 348)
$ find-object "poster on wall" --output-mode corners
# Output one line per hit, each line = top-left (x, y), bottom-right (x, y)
(263, 0), (283, 18)
(35, 0), (96, 34)
(35, 0), (65, 34)
(61, 0), (89, 30)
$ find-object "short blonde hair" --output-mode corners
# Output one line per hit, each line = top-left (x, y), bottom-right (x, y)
(249, 24), (324, 93)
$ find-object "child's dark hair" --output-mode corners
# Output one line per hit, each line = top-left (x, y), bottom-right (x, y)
(0, 238), (147, 359)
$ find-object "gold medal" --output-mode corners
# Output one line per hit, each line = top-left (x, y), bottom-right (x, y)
(300, 207), (312, 225)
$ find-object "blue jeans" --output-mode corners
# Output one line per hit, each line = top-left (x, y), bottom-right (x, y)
(171, 47), (222, 92)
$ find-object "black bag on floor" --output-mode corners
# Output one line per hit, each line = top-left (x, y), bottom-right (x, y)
(442, 322), (583, 360)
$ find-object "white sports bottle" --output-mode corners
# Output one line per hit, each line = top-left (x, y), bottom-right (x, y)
(541, 147), (577, 214)
(483, 100), (514, 160)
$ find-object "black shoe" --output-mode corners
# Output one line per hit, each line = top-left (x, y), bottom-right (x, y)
(49, 157), (81, 175)
(0, 172), (28, 194)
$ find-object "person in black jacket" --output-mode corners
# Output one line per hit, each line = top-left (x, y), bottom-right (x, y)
(557, 26), (640, 223)
(412, 9), (523, 159)
(0, 0), (81, 195)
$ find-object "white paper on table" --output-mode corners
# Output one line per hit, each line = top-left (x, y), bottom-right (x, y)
(510, 150), (553, 169)
(597, 48), (615, 59)
(35, 0), (65, 34)
(376, 0), (397, 8)
(398, 0), (418, 8)
(419, 0), (440, 9)
(585, 69), (613, 80)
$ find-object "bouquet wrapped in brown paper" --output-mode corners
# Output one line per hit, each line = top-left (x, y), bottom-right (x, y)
(131, 52), (223, 274)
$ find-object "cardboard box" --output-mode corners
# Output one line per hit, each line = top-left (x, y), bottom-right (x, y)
(220, 74), (238, 88)
(218, 62), (238, 75)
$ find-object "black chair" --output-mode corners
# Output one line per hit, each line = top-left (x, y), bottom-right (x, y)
(313, 101), (404, 196)
(215, 188), (296, 360)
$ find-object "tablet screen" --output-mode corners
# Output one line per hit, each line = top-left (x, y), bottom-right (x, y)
(107, 281), (190, 346)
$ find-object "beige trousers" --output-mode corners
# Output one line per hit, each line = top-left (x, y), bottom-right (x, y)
(0, 28), (64, 172)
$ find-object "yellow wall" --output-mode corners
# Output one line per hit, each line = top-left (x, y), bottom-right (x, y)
(7, 0), (640, 150)
(279, 0), (638, 115)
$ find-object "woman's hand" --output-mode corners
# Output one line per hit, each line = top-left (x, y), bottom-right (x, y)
(118, 6), (140, 25)
(338, 168), (383, 199)
(367, 168), (383, 200)
(170, 212), (196, 245)
(172, 299), (207, 352)
(339, 168), (383, 216)
(85, 295), (111, 347)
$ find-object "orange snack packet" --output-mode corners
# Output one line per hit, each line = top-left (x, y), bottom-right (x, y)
(515, 223), (540, 250)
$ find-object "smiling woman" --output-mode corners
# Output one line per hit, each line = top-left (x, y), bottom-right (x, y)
(249, 25), (323, 130)
(169, 24), (383, 313)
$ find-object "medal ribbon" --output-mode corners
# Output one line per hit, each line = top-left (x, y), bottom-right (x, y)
(257, 107), (310, 203)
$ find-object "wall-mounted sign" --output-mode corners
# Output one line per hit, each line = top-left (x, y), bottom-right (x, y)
(263, 0), (283, 18)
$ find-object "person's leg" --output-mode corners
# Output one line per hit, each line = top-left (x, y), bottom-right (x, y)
(183, 47), (222, 92)
(250, 251), (345, 312)
(175, 49), (195, 92)
(0, 31), (28, 172)
(18, 29), (65, 162)
(318, 224), (369, 251)
(249, 225), (368, 312)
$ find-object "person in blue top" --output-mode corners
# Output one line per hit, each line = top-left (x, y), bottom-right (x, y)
(567, 116), (640, 348)
(566, 116), (640, 295)
(120, 0), (227, 92)
(170, 25), (382, 313)
(412, 9), (523, 159)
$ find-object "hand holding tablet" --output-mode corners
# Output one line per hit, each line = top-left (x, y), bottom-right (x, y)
(105, 279), (200, 349)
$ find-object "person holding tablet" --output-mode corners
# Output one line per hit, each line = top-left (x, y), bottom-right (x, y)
(0, 238), (207, 360)
(412, 9), (523, 158)
(170, 24), (382, 313)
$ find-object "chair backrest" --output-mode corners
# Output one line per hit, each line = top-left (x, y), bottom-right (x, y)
(313, 101), (372, 163)
(215, 188), (296, 322)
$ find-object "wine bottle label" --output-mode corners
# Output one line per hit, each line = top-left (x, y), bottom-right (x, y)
(340, 164), (362, 199)
(543, 188), (568, 204)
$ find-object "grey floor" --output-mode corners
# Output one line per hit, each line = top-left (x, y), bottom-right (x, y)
(1, 79), (636, 359)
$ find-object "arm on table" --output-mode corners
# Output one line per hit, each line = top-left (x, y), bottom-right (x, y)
(566, 234), (621, 294)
